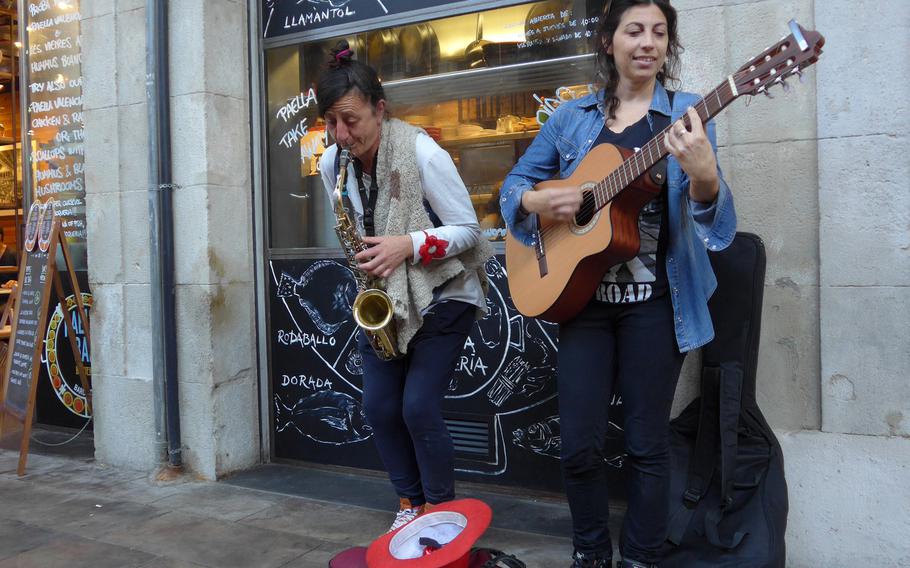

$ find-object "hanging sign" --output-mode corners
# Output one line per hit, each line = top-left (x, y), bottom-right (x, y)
(263, 0), (457, 39)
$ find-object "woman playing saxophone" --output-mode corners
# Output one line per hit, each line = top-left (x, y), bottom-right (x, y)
(317, 41), (493, 533)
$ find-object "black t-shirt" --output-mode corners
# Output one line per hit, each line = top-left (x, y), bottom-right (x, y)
(592, 114), (669, 304)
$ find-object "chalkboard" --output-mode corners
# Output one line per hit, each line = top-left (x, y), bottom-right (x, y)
(268, 255), (627, 492)
(263, 0), (458, 39)
(2, 202), (51, 420)
(24, 0), (87, 268)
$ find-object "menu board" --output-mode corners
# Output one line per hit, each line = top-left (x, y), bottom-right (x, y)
(3, 202), (54, 419)
(263, 0), (457, 39)
(24, 0), (86, 268)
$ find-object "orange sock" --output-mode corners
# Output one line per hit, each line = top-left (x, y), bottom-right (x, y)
(399, 497), (425, 512)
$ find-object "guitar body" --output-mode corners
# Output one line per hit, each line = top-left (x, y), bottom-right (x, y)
(506, 143), (663, 323)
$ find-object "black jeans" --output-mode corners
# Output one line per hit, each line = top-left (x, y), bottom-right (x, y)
(558, 295), (685, 564)
(359, 300), (475, 506)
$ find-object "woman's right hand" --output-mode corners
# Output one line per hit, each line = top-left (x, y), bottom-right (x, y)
(521, 186), (583, 222)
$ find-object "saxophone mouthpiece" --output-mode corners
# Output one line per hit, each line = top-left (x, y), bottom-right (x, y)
(338, 148), (351, 169)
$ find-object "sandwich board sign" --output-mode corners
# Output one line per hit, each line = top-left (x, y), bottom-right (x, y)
(0, 200), (91, 475)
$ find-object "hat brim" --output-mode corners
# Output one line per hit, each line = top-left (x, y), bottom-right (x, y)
(366, 498), (492, 568)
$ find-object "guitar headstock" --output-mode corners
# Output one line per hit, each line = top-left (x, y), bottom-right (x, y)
(732, 20), (824, 97)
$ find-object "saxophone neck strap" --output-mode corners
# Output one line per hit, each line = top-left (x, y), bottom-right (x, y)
(353, 151), (379, 237)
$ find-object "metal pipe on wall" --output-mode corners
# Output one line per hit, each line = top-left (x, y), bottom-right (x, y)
(146, 0), (182, 470)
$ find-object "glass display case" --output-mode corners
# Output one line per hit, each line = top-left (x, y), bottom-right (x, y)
(265, 0), (606, 249)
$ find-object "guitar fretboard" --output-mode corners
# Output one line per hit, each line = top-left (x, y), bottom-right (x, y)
(592, 80), (738, 209)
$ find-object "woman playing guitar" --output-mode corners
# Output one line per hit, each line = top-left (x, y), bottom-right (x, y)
(500, 2), (737, 567)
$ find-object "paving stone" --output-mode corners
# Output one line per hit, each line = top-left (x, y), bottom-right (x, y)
(94, 476), (198, 505)
(0, 479), (86, 523)
(54, 499), (169, 540)
(0, 535), (155, 568)
(18, 461), (146, 496)
(98, 510), (322, 568)
(0, 519), (62, 561)
(288, 542), (352, 568)
(136, 558), (212, 568)
(151, 482), (280, 522)
(476, 527), (575, 567)
(0, 448), (68, 476)
(241, 498), (389, 545)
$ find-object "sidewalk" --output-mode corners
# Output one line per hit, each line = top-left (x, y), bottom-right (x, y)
(0, 432), (603, 568)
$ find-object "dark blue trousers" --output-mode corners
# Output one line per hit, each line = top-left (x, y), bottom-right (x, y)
(558, 295), (685, 564)
(359, 300), (475, 506)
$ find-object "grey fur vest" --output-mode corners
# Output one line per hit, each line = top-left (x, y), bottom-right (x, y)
(373, 118), (493, 353)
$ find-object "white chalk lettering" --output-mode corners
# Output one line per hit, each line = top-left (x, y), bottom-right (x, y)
(276, 88), (317, 123)
(280, 374), (333, 390)
(28, 0), (50, 17)
(456, 355), (488, 377)
(279, 118), (308, 149)
(276, 329), (336, 347)
(283, 5), (355, 30)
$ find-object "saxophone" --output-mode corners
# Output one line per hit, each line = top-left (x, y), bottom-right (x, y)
(332, 149), (402, 361)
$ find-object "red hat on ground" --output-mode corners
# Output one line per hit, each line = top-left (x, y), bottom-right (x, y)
(366, 498), (493, 568)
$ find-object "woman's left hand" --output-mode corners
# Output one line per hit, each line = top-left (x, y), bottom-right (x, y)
(355, 235), (413, 279)
(664, 107), (719, 203)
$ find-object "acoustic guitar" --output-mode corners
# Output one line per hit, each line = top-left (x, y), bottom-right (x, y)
(505, 20), (824, 323)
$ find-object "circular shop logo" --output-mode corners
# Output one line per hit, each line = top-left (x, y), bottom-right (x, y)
(38, 200), (56, 253)
(44, 293), (93, 418)
(24, 202), (41, 252)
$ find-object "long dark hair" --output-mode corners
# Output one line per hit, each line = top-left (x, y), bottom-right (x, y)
(594, 0), (681, 121)
(316, 40), (386, 117)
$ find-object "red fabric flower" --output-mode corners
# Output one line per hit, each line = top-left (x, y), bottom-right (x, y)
(418, 231), (448, 266)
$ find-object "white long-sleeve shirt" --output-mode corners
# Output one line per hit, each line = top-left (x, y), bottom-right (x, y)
(320, 132), (486, 311)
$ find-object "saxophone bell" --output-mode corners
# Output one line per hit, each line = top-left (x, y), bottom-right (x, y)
(352, 288), (399, 360)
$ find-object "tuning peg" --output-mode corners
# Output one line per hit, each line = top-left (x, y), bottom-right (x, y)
(776, 75), (791, 93)
(794, 68), (807, 83)
(758, 86), (774, 99)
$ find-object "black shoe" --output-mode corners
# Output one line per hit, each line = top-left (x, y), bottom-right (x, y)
(617, 559), (657, 568)
(571, 550), (610, 568)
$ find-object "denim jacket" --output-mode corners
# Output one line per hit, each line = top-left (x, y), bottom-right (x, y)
(500, 83), (736, 352)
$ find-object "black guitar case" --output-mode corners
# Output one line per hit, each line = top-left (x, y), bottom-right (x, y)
(660, 232), (789, 567)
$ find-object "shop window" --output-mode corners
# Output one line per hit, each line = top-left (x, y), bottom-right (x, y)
(264, 0), (606, 249)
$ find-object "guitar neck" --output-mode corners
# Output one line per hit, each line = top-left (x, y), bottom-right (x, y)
(593, 79), (738, 209)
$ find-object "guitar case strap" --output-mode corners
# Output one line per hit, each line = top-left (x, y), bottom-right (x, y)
(667, 363), (746, 549)
(706, 362), (746, 549)
(667, 365), (720, 545)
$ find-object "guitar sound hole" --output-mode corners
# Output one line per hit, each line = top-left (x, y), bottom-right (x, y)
(574, 190), (597, 227)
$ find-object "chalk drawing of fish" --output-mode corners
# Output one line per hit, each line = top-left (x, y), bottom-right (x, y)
(276, 260), (356, 335)
(512, 415), (625, 466)
(274, 391), (371, 445)
(512, 416), (561, 459)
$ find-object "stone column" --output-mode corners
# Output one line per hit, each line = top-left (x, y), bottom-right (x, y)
(83, 0), (258, 478)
